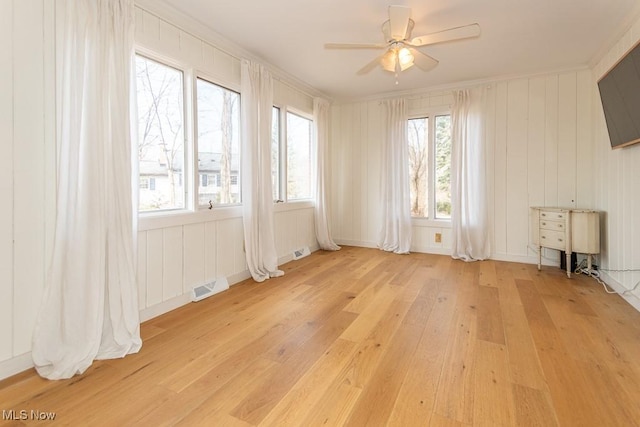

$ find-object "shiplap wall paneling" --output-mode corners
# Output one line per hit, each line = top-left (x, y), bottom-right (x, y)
(215, 218), (245, 279)
(331, 104), (353, 243)
(591, 13), (640, 305)
(135, 7), (241, 87)
(527, 78), (547, 257)
(145, 229), (164, 307)
(505, 79), (529, 257)
(366, 101), (384, 245)
(163, 226), (184, 300)
(137, 231), (148, 310)
(0, 0), (14, 362)
(557, 73), (578, 208)
(12, 0), (47, 356)
(183, 223), (206, 293)
(544, 76), (560, 207)
(492, 82), (509, 256)
(575, 71), (593, 208)
(204, 221), (217, 280)
(484, 86), (497, 258)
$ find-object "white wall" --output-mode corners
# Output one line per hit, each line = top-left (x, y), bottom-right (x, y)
(591, 16), (640, 309)
(0, 0), (56, 378)
(329, 69), (595, 265)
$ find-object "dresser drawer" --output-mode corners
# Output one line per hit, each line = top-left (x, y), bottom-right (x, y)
(539, 229), (568, 250)
(540, 211), (566, 221)
(539, 219), (565, 231)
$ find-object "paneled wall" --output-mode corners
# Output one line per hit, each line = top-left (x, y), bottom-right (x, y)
(591, 16), (640, 309)
(329, 69), (595, 264)
(0, 0), (55, 376)
(134, 5), (319, 320)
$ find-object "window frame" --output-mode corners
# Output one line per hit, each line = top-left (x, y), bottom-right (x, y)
(408, 108), (452, 225)
(271, 104), (315, 205)
(135, 48), (245, 230)
(284, 108), (314, 202)
(134, 50), (191, 215)
(193, 73), (242, 210)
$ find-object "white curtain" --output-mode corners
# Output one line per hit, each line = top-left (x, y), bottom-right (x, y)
(451, 87), (491, 261)
(32, 0), (141, 380)
(313, 98), (340, 251)
(379, 98), (412, 254)
(241, 60), (284, 282)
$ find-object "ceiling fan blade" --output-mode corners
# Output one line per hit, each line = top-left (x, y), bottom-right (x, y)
(357, 53), (386, 75)
(410, 48), (439, 71)
(388, 5), (411, 40)
(325, 42), (387, 49)
(410, 23), (481, 47)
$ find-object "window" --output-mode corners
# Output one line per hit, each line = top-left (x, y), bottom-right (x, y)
(286, 112), (312, 200)
(196, 78), (240, 206)
(408, 114), (452, 219)
(135, 55), (185, 212)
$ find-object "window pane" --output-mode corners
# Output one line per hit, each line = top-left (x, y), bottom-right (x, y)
(435, 115), (452, 219)
(196, 78), (240, 206)
(135, 56), (185, 212)
(272, 107), (280, 201)
(408, 117), (428, 218)
(286, 112), (312, 200)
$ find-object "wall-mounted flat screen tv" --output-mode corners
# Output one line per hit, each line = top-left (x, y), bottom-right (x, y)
(598, 40), (640, 149)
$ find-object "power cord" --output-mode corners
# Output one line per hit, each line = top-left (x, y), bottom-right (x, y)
(574, 259), (640, 295)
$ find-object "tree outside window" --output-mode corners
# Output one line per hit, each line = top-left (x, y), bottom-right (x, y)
(408, 114), (451, 219)
(135, 55), (185, 212)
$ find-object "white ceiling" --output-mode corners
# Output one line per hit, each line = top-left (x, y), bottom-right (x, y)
(159, 0), (640, 100)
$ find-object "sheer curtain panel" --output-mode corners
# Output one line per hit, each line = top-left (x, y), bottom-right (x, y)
(313, 98), (340, 251)
(241, 60), (284, 282)
(450, 87), (491, 261)
(31, 0), (141, 380)
(378, 98), (412, 254)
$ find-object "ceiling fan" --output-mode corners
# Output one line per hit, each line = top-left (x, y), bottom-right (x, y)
(325, 5), (480, 77)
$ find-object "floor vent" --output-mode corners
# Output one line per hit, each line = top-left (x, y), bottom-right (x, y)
(292, 246), (311, 260)
(192, 277), (229, 302)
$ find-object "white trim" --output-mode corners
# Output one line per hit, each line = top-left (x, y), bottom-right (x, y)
(599, 272), (640, 313)
(0, 352), (34, 382)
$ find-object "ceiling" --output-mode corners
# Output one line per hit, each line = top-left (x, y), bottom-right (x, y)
(159, 0), (640, 100)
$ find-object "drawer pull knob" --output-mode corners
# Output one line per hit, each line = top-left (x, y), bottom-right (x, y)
(558, 238), (563, 242)
(541, 236), (546, 239)
(541, 222), (546, 226)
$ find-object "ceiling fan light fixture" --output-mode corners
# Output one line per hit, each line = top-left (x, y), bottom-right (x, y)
(381, 49), (397, 72)
(398, 47), (414, 71)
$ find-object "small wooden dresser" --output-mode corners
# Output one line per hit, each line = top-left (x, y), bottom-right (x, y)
(530, 207), (600, 278)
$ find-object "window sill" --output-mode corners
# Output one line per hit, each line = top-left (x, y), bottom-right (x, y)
(138, 205), (243, 231)
(137, 201), (315, 231)
(411, 217), (452, 228)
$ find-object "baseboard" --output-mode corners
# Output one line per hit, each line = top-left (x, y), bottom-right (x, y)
(0, 352), (34, 382)
(334, 239), (378, 249)
(599, 271), (640, 312)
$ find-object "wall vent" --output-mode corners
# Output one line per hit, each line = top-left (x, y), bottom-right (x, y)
(292, 246), (311, 260)
(191, 277), (229, 302)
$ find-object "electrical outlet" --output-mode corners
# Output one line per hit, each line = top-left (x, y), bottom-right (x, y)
(435, 233), (442, 243)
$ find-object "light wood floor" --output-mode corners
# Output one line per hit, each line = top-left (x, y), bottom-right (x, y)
(2, 246), (640, 426)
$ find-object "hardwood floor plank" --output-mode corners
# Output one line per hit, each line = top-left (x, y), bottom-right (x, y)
(476, 285), (506, 344)
(511, 383), (559, 427)
(472, 340), (515, 426)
